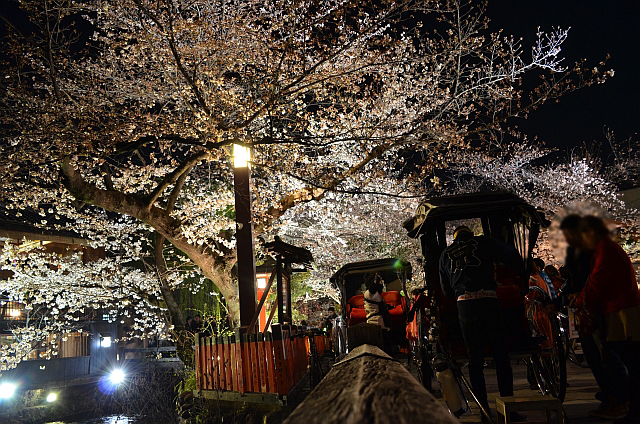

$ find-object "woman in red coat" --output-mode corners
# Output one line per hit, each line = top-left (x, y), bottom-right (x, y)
(573, 216), (640, 424)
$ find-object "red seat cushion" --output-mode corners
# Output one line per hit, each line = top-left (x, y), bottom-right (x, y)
(382, 291), (406, 327)
(349, 308), (367, 326)
(348, 294), (365, 309)
(349, 292), (407, 327)
(381, 291), (402, 308)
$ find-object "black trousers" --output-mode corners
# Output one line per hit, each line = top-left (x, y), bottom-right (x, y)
(580, 331), (628, 402)
(458, 297), (514, 410)
(607, 341), (640, 418)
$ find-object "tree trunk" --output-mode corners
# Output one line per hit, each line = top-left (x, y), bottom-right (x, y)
(155, 234), (186, 329)
(61, 158), (241, 324)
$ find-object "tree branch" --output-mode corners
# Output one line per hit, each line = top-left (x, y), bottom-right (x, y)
(144, 150), (209, 210)
(100, 162), (114, 191)
(167, 169), (190, 213)
(60, 156), (241, 321)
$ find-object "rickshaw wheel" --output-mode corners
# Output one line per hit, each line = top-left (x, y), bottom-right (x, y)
(414, 308), (433, 391)
(528, 301), (567, 402)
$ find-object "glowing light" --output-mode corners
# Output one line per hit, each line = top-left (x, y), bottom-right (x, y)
(100, 336), (112, 348)
(46, 393), (57, 403)
(109, 369), (125, 385)
(9, 309), (20, 317)
(233, 144), (250, 168)
(0, 383), (16, 399)
(257, 277), (267, 289)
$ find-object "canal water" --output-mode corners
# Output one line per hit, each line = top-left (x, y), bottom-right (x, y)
(47, 415), (138, 424)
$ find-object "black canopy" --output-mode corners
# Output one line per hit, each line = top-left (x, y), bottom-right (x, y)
(403, 191), (548, 238)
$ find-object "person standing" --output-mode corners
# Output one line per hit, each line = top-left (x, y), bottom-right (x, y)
(439, 226), (525, 422)
(325, 306), (338, 355)
(561, 214), (627, 419)
(573, 216), (640, 424)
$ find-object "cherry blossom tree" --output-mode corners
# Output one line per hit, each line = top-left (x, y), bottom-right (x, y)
(0, 242), (170, 370)
(441, 137), (640, 265)
(443, 142), (627, 213)
(0, 0), (610, 357)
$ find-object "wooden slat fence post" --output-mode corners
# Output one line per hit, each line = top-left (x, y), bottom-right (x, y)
(228, 334), (237, 391)
(206, 336), (213, 390)
(271, 324), (290, 395)
(195, 334), (202, 390)
(224, 336), (233, 390)
(242, 333), (254, 392)
(284, 327), (295, 389)
(218, 336), (227, 390)
(234, 329), (246, 394)
(212, 336), (220, 390)
(257, 333), (268, 393)
(249, 333), (260, 392)
(265, 331), (277, 394)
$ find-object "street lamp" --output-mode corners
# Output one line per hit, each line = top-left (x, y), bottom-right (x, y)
(99, 332), (113, 348)
(233, 144), (251, 168)
(232, 143), (257, 329)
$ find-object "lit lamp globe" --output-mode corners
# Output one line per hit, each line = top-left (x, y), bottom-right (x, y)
(0, 382), (16, 399)
(233, 144), (250, 168)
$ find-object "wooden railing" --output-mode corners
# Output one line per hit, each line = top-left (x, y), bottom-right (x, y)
(195, 324), (328, 397)
(284, 344), (458, 424)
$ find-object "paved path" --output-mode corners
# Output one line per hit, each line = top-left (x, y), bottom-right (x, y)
(425, 359), (612, 423)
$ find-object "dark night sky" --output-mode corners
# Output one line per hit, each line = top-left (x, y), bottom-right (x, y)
(488, 1), (640, 154)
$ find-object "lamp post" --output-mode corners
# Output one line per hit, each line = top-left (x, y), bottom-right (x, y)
(232, 144), (257, 329)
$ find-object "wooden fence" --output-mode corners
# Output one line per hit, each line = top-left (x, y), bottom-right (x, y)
(0, 356), (91, 388)
(195, 324), (327, 397)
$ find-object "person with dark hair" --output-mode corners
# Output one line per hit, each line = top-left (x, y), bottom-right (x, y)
(439, 226), (525, 422)
(572, 215), (640, 423)
(364, 273), (392, 354)
(186, 316), (194, 332)
(544, 265), (559, 277)
(544, 265), (564, 292)
(530, 258), (558, 301)
(558, 266), (569, 279)
(364, 274), (389, 328)
(325, 307), (337, 332)
(191, 314), (202, 332)
(561, 215), (628, 419)
(560, 214), (592, 294)
(325, 306), (340, 356)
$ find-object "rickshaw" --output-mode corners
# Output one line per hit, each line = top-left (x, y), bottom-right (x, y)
(330, 258), (412, 357)
(403, 191), (567, 421)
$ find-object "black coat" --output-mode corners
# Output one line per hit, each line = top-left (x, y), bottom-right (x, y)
(439, 234), (523, 298)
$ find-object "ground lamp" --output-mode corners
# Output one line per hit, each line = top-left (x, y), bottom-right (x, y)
(233, 143), (258, 329)
(0, 382), (16, 399)
(109, 369), (125, 385)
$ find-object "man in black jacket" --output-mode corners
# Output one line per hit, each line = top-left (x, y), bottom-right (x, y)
(440, 226), (524, 421)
